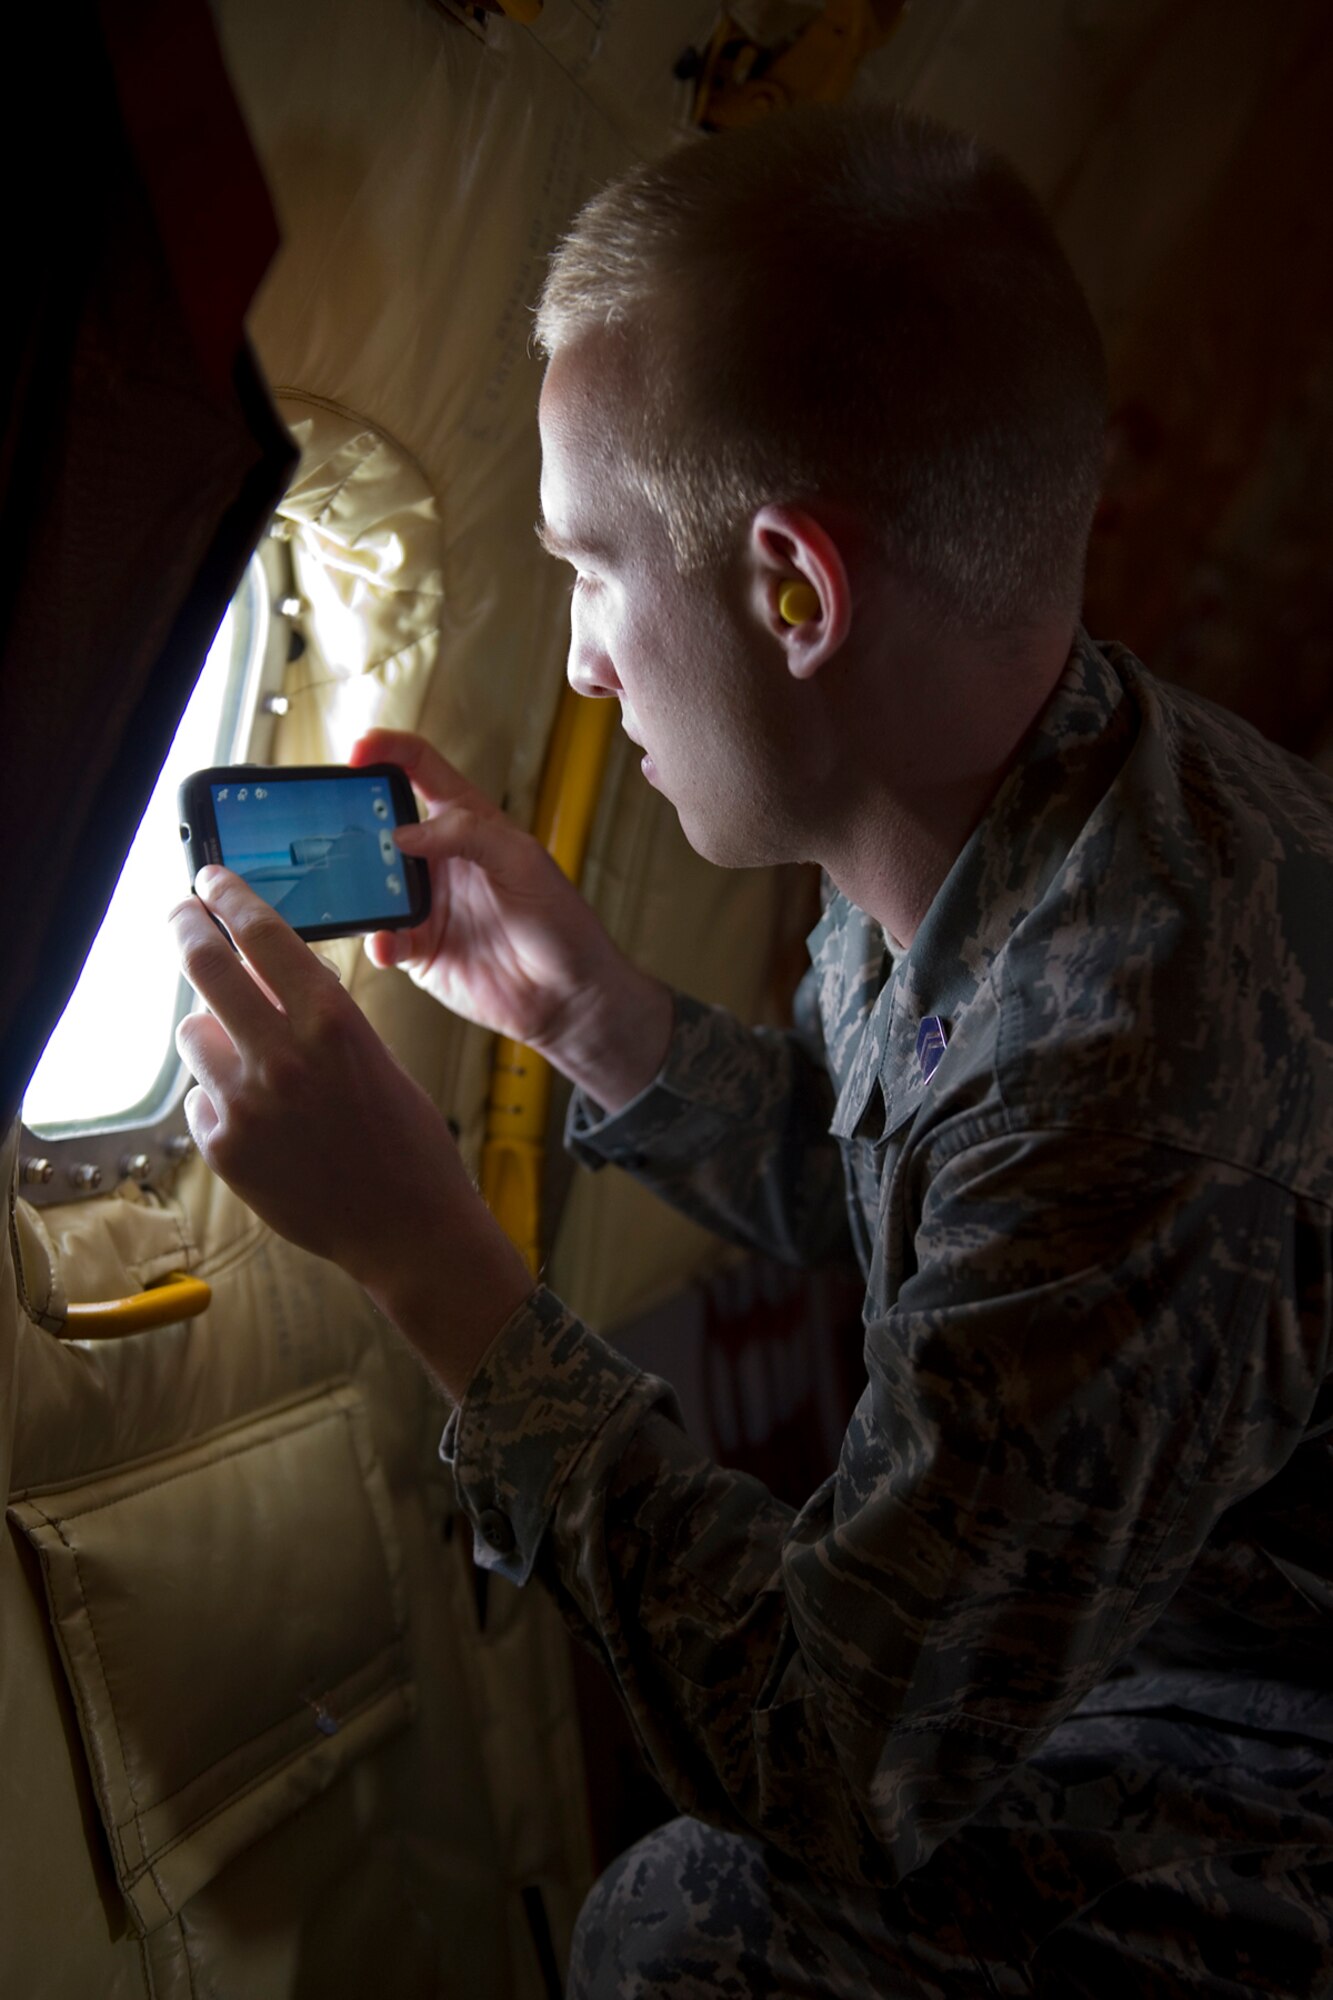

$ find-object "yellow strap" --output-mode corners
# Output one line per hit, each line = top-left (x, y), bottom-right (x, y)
(480, 690), (618, 1272)
(63, 1272), (213, 1340)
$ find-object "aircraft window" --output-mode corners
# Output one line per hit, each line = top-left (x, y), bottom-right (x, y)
(21, 547), (287, 1172)
(18, 399), (440, 1204)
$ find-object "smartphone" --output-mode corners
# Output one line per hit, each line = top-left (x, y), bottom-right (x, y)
(177, 763), (430, 942)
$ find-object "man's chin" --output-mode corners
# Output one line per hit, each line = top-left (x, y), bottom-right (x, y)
(673, 800), (775, 872)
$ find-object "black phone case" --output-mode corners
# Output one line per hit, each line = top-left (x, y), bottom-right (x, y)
(177, 763), (430, 942)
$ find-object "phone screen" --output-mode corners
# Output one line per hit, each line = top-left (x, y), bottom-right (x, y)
(210, 772), (412, 929)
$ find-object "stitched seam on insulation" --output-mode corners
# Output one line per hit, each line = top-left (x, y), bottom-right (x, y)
(28, 1502), (164, 1910)
(30, 1403), (349, 1522)
(121, 1671), (413, 1881)
(52, 1400), (405, 1827)
(108, 1629), (408, 1829)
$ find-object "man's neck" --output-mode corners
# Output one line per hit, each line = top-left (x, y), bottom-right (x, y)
(811, 615), (1076, 948)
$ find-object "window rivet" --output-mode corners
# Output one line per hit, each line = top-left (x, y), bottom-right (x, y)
(67, 1163), (103, 1191)
(20, 1157), (53, 1185)
(120, 1153), (153, 1183)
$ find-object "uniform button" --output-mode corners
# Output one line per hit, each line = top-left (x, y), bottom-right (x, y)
(477, 1506), (516, 1555)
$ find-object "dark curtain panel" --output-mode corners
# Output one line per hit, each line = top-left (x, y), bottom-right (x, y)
(0, 0), (297, 1129)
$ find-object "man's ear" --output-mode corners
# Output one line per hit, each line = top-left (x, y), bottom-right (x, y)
(750, 504), (853, 682)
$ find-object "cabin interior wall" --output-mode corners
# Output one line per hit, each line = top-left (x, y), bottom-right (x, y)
(881, 0), (1333, 761)
(3, 1163), (593, 1996)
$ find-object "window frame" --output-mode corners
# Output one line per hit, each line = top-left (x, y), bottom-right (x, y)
(17, 532), (295, 1205)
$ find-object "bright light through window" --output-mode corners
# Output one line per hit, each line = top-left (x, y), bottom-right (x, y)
(25, 565), (267, 1132)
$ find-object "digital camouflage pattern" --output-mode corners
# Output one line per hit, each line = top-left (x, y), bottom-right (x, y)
(567, 1808), (1333, 1998)
(444, 633), (1333, 1994)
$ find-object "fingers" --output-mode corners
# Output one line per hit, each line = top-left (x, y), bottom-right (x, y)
(170, 890), (290, 1045)
(174, 1009), (240, 1165)
(182, 1083), (222, 1160)
(363, 925), (427, 968)
(394, 797), (533, 881)
(175, 1008), (243, 1101)
(351, 729), (500, 819)
(174, 870), (336, 1035)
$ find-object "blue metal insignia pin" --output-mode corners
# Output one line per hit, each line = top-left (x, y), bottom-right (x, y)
(916, 1014), (948, 1082)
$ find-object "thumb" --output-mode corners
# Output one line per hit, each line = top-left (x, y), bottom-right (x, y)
(363, 928), (407, 968)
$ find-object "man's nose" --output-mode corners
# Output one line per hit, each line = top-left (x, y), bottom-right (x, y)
(566, 603), (619, 700)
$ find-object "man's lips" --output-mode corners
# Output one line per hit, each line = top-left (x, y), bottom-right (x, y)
(620, 712), (658, 785)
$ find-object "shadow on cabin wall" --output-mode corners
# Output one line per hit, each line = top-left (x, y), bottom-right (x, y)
(1083, 10), (1333, 768)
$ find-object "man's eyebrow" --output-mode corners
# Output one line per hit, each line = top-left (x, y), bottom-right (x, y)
(534, 517), (567, 558)
(534, 516), (610, 563)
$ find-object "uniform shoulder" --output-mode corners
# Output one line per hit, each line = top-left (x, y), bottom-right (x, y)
(1107, 643), (1333, 860)
(994, 643), (1333, 1199)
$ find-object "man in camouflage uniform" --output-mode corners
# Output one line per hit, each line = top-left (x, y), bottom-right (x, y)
(486, 625), (1333, 1996)
(172, 107), (1333, 1996)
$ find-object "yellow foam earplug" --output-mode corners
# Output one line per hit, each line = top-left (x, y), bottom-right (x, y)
(778, 581), (820, 626)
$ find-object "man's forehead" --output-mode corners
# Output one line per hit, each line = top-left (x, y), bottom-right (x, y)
(541, 351), (629, 459)
(538, 336), (648, 557)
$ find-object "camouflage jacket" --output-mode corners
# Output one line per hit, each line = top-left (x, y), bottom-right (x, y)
(443, 632), (1333, 1938)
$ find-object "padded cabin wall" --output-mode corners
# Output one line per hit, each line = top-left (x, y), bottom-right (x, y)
(3, 1165), (591, 1996)
(175, 1164), (599, 1951)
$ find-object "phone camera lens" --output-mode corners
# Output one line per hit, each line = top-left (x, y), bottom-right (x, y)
(180, 823), (191, 841)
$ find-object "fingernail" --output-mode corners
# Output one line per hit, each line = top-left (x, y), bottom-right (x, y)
(195, 866), (223, 893)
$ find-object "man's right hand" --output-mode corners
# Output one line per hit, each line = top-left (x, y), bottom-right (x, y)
(350, 728), (673, 1113)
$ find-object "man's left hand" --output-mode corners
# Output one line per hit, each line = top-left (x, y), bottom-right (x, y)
(169, 868), (533, 1395)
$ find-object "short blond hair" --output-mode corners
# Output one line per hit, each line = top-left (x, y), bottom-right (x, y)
(536, 105), (1107, 631)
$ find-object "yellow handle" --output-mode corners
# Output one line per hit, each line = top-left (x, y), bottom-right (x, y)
(64, 1272), (213, 1340)
(480, 690), (618, 1273)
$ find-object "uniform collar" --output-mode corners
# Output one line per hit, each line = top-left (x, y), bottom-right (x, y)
(807, 630), (1138, 1141)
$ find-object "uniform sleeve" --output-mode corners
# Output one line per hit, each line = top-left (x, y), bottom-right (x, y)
(564, 986), (853, 1268)
(445, 1117), (1319, 1889)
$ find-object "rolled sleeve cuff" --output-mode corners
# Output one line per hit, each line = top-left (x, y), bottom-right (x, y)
(565, 990), (775, 1175)
(439, 1283), (680, 1585)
